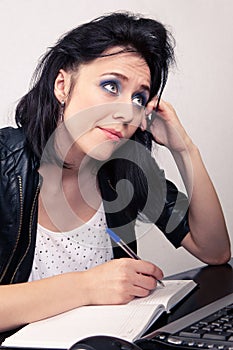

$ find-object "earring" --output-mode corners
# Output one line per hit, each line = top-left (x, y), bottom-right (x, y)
(60, 100), (65, 122)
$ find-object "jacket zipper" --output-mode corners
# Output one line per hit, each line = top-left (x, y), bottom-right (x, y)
(0, 175), (24, 283)
(10, 180), (40, 283)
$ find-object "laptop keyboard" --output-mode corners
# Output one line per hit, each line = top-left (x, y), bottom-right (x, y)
(136, 300), (233, 349)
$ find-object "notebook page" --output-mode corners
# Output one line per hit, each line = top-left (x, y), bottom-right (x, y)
(3, 303), (164, 348)
(130, 280), (196, 310)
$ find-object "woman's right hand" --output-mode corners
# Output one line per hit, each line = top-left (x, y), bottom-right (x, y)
(83, 258), (164, 305)
(0, 259), (163, 332)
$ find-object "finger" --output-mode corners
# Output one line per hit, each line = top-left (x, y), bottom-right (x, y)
(130, 285), (152, 298)
(145, 96), (158, 115)
(133, 260), (164, 281)
(156, 99), (177, 118)
(140, 117), (147, 131)
(134, 273), (157, 291)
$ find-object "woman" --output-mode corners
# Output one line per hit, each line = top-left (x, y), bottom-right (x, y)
(0, 11), (230, 334)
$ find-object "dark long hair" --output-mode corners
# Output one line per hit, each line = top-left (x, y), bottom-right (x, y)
(15, 11), (175, 158)
(15, 11), (175, 223)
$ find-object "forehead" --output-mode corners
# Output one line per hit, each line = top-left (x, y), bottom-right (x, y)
(79, 46), (151, 84)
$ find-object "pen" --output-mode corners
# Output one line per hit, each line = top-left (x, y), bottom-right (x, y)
(106, 228), (165, 287)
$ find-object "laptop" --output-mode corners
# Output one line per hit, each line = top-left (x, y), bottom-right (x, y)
(136, 292), (233, 349)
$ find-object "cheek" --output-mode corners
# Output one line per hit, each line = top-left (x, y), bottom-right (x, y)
(127, 125), (138, 138)
(126, 114), (143, 137)
(64, 84), (100, 119)
(64, 98), (91, 119)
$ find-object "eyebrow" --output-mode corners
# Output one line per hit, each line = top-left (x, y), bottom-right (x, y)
(100, 72), (151, 94)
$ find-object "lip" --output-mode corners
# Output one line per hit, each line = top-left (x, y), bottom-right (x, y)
(97, 127), (123, 141)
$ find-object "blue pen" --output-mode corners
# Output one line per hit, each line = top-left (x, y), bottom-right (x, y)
(106, 228), (165, 287)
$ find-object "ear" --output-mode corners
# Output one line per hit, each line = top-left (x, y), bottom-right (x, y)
(54, 69), (72, 103)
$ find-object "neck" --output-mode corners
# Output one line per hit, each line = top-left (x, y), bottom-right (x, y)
(52, 121), (89, 170)
(38, 156), (101, 233)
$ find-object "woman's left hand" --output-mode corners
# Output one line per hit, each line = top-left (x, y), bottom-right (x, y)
(141, 99), (231, 266)
(141, 98), (192, 153)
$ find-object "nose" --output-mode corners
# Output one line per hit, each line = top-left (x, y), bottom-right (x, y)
(112, 103), (141, 126)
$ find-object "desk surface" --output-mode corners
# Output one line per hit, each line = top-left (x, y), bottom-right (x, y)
(145, 257), (233, 334)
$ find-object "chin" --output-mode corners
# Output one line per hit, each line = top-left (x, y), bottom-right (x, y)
(89, 150), (114, 161)
(87, 143), (119, 161)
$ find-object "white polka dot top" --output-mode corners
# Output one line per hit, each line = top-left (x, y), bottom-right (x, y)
(28, 203), (113, 281)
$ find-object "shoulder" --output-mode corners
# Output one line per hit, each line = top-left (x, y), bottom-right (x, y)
(0, 126), (39, 170)
(0, 126), (28, 159)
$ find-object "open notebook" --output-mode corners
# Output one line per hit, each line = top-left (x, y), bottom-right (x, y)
(3, 279), (197, 349)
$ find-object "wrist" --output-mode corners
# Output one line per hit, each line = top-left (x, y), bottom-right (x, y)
(171, 136), (198, 159)
(66, 271), (92, 307)
(75, 270), (96, 306)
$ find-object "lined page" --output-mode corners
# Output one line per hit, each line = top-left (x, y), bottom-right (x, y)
(130, 280), (197, 310)
(3, 304), (164, 348)
(3, 280), (196, 349)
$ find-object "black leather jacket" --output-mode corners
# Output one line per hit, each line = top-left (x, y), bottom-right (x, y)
(0, 127), (190, 285)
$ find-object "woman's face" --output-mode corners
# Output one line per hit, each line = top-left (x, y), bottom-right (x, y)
(54, 47), (151, 161)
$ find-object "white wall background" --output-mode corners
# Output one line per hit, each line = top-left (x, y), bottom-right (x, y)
(0, 0), (232, 276)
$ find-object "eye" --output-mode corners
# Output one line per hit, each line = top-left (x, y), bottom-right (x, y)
(100, 81), (119, 95)
(132, 94), (147, 107)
